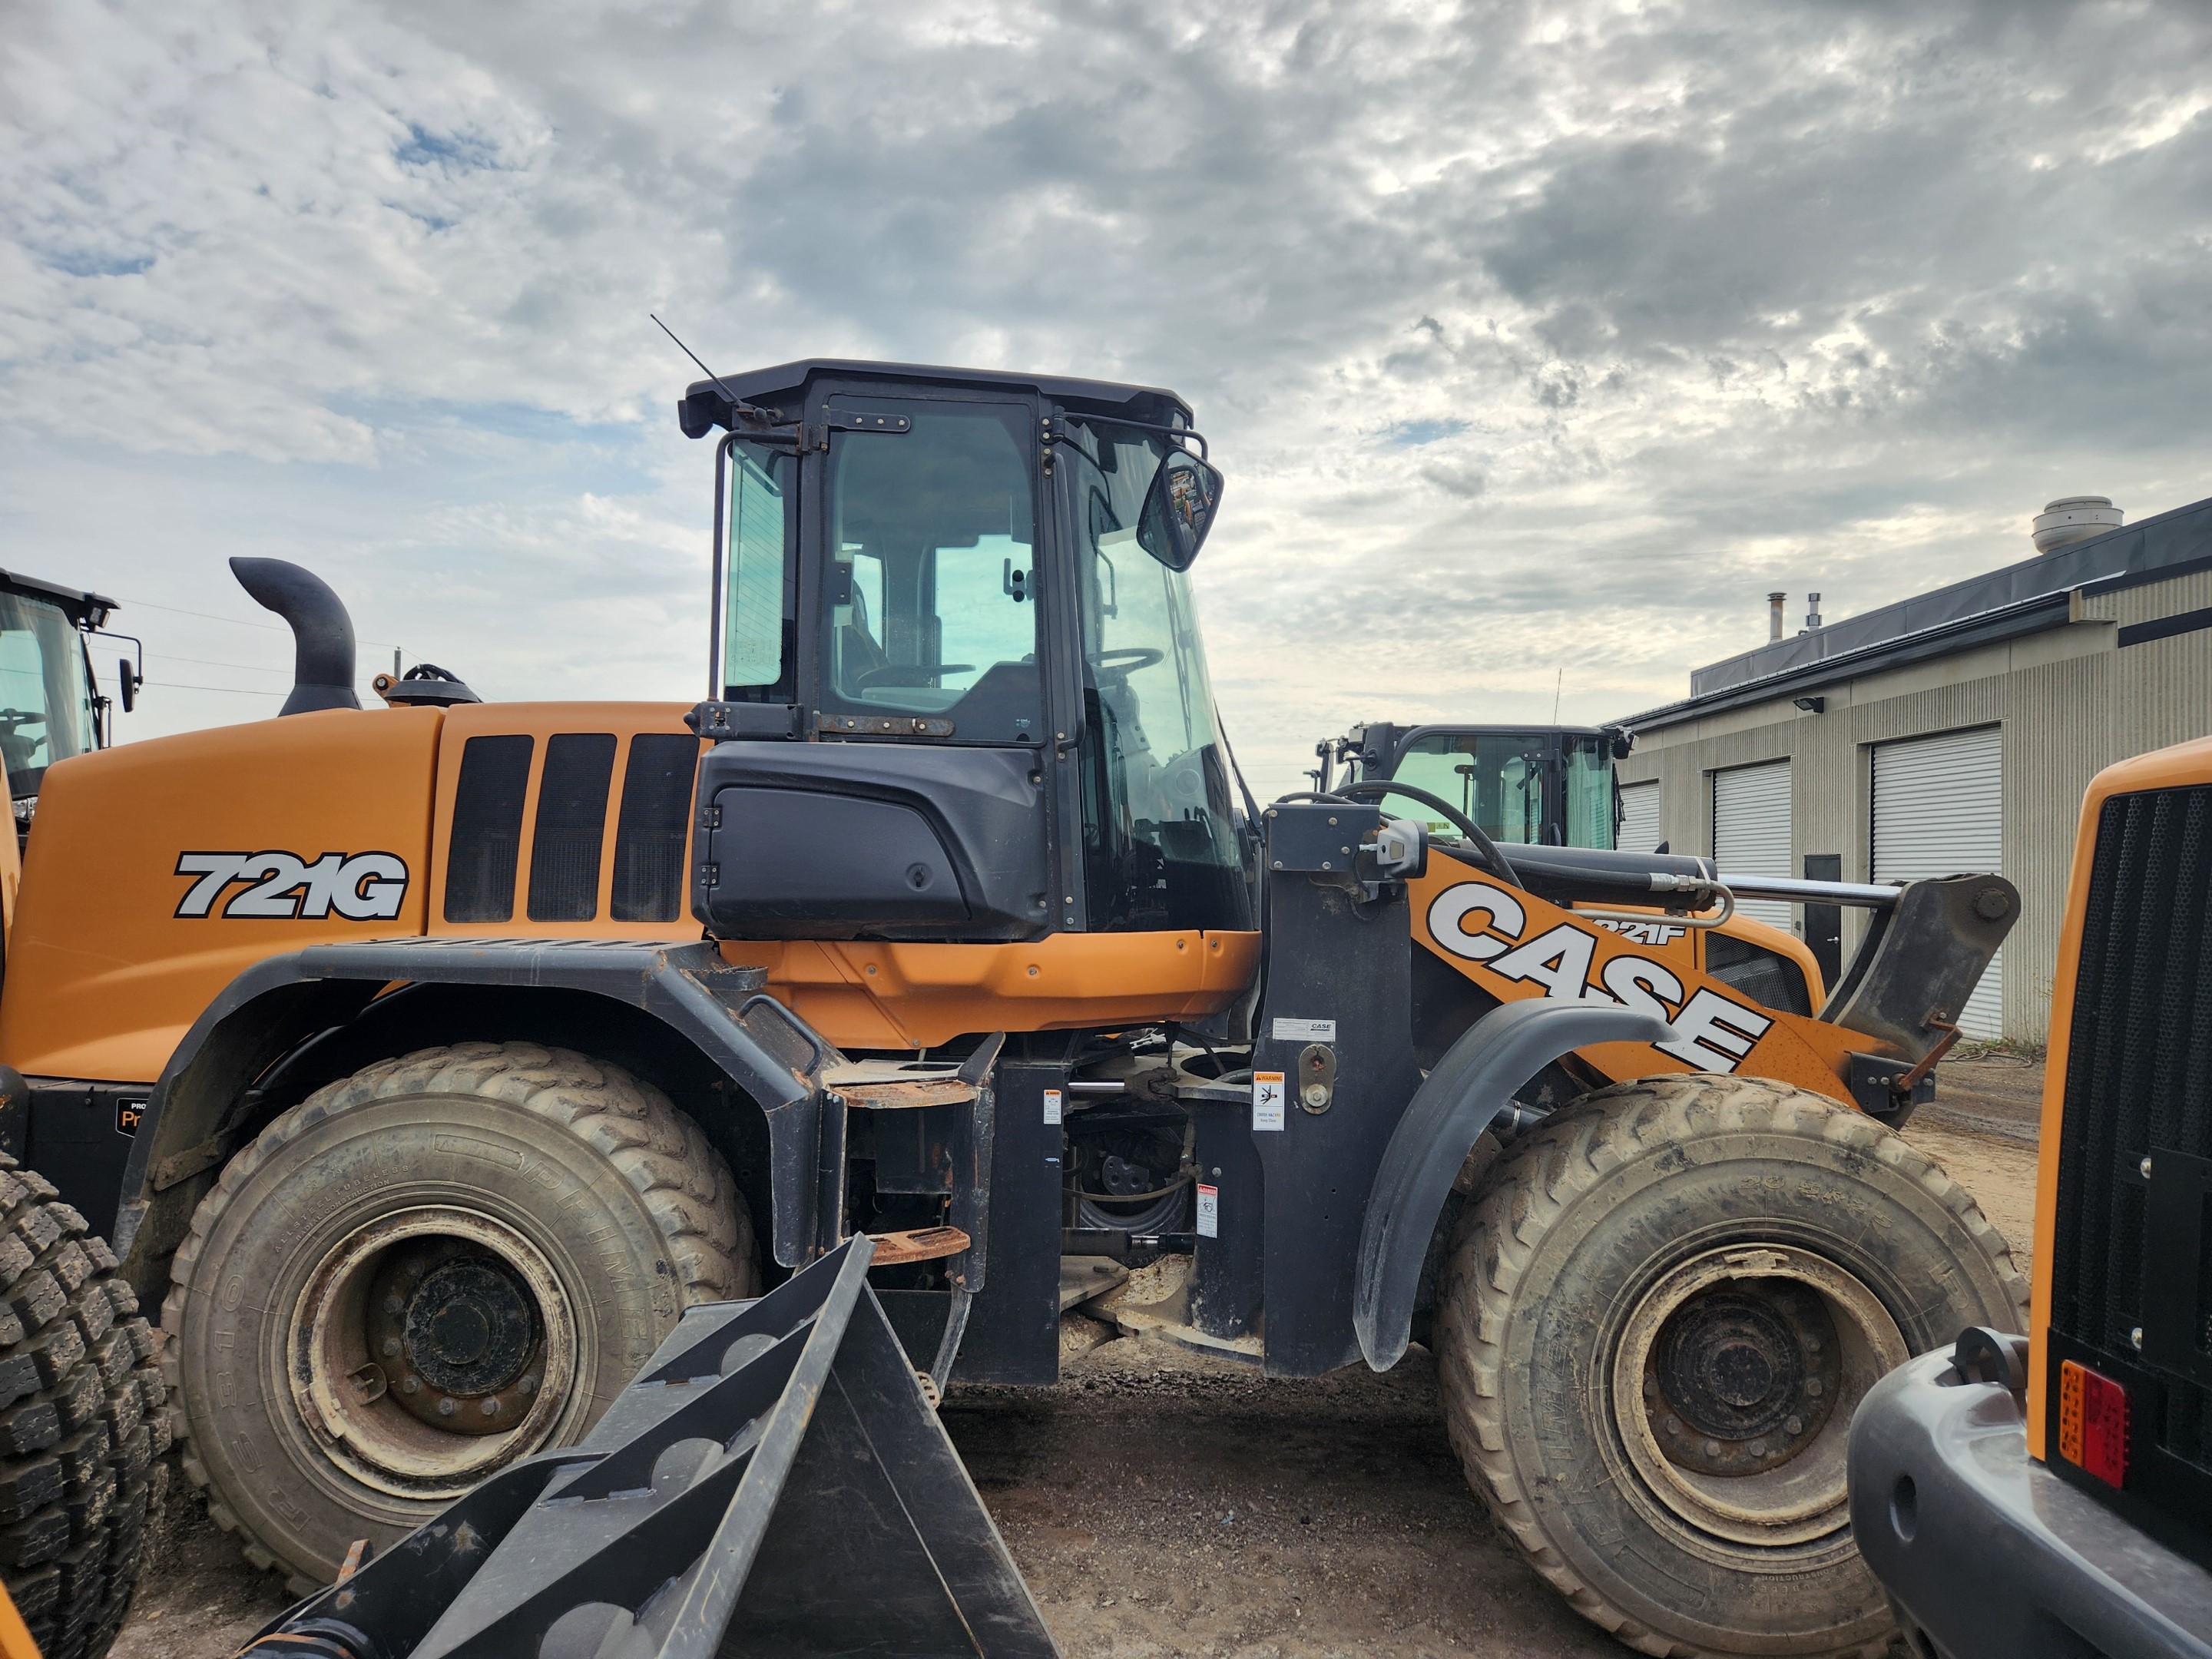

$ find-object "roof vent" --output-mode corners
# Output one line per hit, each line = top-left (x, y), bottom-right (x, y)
(2032, 495), (2123, 555)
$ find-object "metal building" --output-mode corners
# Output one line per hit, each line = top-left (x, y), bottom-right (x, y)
(1614, 495), (2212, 1041)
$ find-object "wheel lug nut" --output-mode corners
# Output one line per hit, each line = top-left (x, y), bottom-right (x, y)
(1806, 1378), (1824, 1397)
(402, 1376), (421, 1395)
(1702, 1439), (1721, 1458)
(438, 1397), (456, 1418)
(1749, 1439), (1767, 1457)
(381, 1336), (401, 1357)
(518, 1375), (538, 1396)
(1785, 1415), (1803, 1435)
(481, 1399), (501, 1418)
(384, 1295), (404, 1315)
(1662, 1416), (1681, 1435)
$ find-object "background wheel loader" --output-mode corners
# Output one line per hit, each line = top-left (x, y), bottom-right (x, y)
(0, 573), (170, 1659)
(1848, 734), (2212, 1659)
(0, 360), (2024, 1657)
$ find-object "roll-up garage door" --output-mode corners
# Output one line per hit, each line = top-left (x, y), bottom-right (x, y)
(1617, 781), (1661, 855)
(1873, 725), (2003, 1038)
(1713, 761), (1793, 929)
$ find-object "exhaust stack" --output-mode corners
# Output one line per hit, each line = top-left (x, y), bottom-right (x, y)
(229, 558), (361, 716)
(1768, 591), (1786, 643)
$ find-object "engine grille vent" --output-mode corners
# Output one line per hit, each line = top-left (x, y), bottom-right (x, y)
(444, 734), (534, 923)
(2051, 784), (2212, 1491)
(613, 733), (698, 923)
(528, 733), (617, 922)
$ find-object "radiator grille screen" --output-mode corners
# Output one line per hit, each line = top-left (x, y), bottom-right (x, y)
(527, 733), (617, 922)
(444, 734), (534, 923)
(2051, 784), (2212, 1475)
(611, 733), (697, 922)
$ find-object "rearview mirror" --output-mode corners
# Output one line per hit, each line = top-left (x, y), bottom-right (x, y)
(1137, 449), (1224, 571)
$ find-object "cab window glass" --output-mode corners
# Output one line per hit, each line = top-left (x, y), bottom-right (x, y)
(821, 404), (1041, 744)
(723, 442), (793, 693)
(1068, 422), (1250, 932)
(1563, 737), (1616, 849)
(1393, 733), (1548, 844)
(0, 594), (96, 800)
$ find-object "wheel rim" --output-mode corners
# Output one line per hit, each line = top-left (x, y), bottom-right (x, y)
(289, 1205), (578, 1501)
(1612, 1244), (1907, 1547)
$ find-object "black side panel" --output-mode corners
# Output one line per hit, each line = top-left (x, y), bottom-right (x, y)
(695, 740), (1049, 941)
(708, 787), (968, 929)
(613, 733), (698, 922)
(445, 733), (534, 923)
(2049, 785), (2212, 1544)
(952, 1051), (1065, 1385)
(528, 733), (616, 922)
(1249, 805), (1426, 1377)
(21, 1081), (144, 1240)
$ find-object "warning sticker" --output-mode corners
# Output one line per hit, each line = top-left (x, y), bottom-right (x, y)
(1271, 1017), (1336, 1042)
(1196, 1184), (1220, 1238)
(1042, 1088), (1063, 1126)
(1252, 1071), (1286, 1131)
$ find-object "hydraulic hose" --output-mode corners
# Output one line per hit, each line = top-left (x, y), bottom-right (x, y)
(1316, 780), (1525, 889)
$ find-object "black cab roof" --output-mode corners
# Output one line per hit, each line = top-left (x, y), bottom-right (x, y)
(0, 569), (114, 631)
(679, 358), (1193, 440)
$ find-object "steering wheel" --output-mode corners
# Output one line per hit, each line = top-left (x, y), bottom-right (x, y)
(1091, 647), (1165, 673)
(853, 664), (975, 690)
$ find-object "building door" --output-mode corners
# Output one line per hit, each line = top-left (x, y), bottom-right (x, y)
(1713, 760), (1793, 929)
(1618, 780), (1661, 855)
(1873, 725), (2004, 1038)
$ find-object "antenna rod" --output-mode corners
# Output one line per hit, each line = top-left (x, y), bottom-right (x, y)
(651, 314), (772, 424)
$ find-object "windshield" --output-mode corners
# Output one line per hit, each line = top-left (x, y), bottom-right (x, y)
(1386, 730), (1617, 849)
(1065, 422), (1250, 932)
(0, 593), (97, 800)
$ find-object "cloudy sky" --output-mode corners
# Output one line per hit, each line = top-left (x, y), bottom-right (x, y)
(7, 0), (2210, 793)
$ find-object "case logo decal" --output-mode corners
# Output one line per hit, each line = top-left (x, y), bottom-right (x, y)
(1425, 877), (1773, 1074)
(174, 851), (410, 921)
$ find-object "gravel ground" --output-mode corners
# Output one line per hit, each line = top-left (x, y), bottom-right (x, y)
(108, 1060), (2045, 1659)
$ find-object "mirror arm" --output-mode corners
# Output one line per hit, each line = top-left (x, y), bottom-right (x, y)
(1051, 414), (1208, 461)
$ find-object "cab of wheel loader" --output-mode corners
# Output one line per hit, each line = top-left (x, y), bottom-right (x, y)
(1329, 721), (1634, 851)
(678, 360), (1253, 944)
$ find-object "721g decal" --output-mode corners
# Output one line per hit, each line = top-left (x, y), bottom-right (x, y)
(174, 850), (409, 921)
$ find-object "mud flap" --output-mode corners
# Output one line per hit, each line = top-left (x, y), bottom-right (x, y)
(241, 1237), (1057, 1659)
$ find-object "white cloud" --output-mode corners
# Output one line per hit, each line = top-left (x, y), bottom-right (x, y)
(5, 0), (2210, 791)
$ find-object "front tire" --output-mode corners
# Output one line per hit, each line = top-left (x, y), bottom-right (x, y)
(1435, 1075), (2027, 1659)
(161, 1041), (757, 1592)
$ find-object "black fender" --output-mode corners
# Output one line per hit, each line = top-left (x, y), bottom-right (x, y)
(114, 939), (841, 1293)
(1353, 996), (1674, 1370)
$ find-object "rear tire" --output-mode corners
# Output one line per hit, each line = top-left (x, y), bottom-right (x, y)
(161, 1041), (757, 1593)
(0, 1157), (167, 1659)
(1435, 1075), (2027, 1658)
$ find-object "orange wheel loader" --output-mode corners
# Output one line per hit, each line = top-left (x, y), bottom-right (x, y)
(1849, 737), (2212, 1658)
(0, 362), (2025, 1657)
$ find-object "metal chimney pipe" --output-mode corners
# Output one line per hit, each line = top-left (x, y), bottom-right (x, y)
(1768, 592), (1786, 643)
(1805, 592), (1823, 631)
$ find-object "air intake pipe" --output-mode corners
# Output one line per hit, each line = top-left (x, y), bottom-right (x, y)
(229, 558), (361, 716)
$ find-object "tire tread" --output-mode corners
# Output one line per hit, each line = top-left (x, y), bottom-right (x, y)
(159, 1040), (757, 1590)
(1434, 1075), (2028, 1659)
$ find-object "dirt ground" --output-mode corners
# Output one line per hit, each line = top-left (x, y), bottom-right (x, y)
(109, 1058), (2045, 1659)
